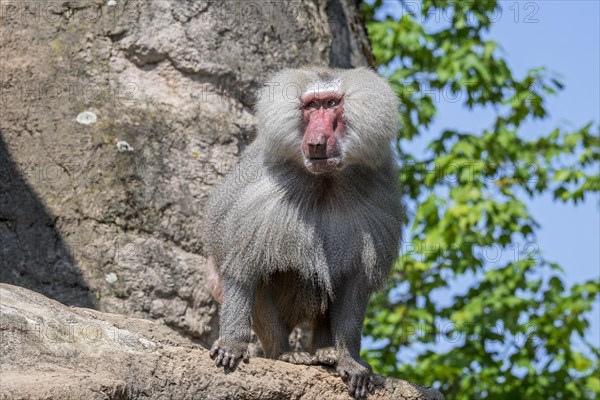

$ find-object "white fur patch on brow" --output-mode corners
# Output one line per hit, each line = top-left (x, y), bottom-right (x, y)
(303, 79), (342, 98)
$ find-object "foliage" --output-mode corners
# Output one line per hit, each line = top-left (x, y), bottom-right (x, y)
(362, 1), (600, 399)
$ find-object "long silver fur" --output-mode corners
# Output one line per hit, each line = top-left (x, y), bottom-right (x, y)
(203, 66), (403, 398)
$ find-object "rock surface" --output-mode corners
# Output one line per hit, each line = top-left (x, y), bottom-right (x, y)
(0, 1), (444, 398)
(0, 0), (373, 344)
(0, 284), (445, 400)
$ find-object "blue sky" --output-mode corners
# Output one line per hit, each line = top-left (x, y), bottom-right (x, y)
(372, 1), (599, 352)
(491, 0), (599, 346)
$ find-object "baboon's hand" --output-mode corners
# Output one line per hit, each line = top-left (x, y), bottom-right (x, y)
(209, 338), (250, 371)
(314, 347), (337, 365)
(337, 356), (374, 399)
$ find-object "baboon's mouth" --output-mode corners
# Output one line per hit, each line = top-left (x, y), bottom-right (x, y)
(305, 156), (342, 174)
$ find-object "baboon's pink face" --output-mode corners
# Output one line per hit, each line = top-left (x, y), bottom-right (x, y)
(300, 91), (345, 174)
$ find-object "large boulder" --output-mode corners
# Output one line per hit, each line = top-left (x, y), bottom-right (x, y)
(0, 1), (445, 398)
(0, 284), (445, 400)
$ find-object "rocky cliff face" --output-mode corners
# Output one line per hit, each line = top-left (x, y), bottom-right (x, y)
(0, 0), (373, 344)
